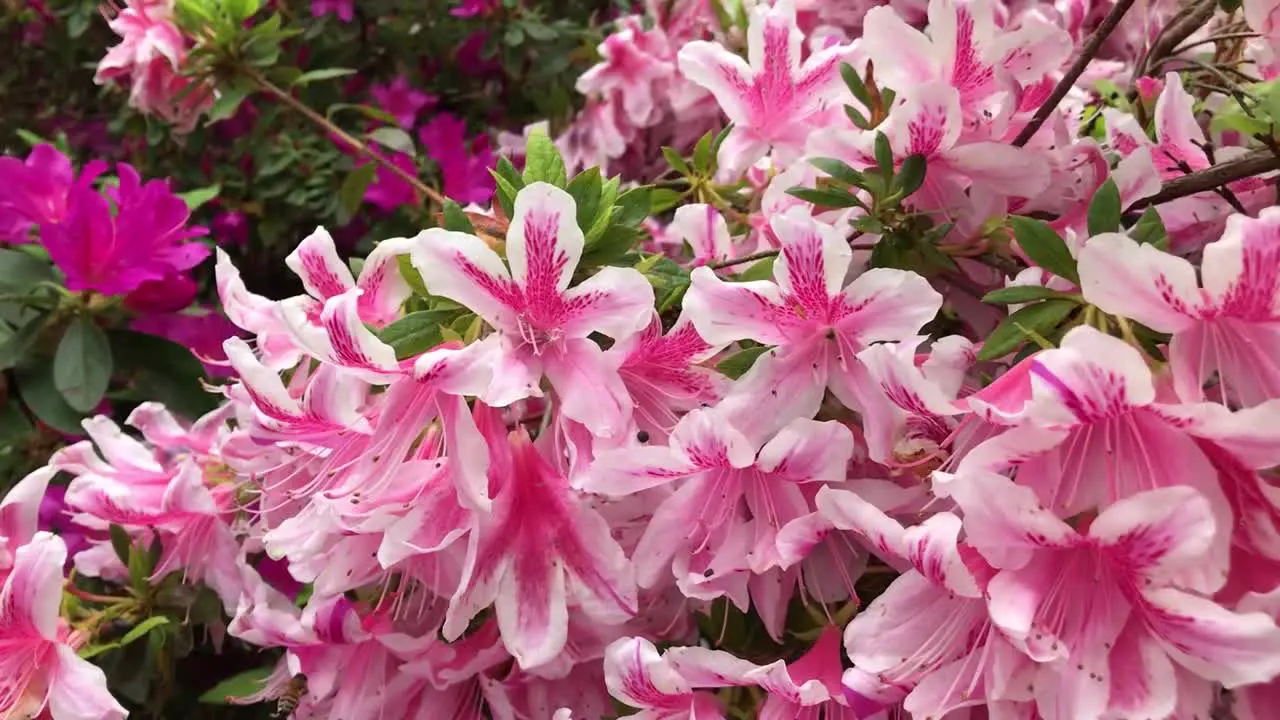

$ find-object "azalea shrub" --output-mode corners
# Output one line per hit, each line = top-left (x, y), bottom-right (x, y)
(8, 0), (1280, 718)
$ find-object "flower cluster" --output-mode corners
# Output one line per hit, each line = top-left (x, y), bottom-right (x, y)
(13, 0), (1280, 718)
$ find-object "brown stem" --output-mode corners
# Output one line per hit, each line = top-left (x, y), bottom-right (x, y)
(1127, 149), (1280, 210)
(1133, 0), (1218, 80)
(243, 67), (446, 208)
(1012, 0), (1138, 147)
(708, 249), (779, 270)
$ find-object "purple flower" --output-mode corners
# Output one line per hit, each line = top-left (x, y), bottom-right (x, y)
(0, 144), (106, 243)
(41, 164), (208, 296)
(211, 209), (250, 247)
(311, 0), (354, 22)
(418, 113), (495, 205)
(362, 151), (420, 211)
(131, 306), (241, 377)
(450, 0), (498, 17)
(370, 75), (435, 129)
(36, 485), (90, 562)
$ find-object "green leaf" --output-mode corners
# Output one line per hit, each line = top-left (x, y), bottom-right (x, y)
(977, 299), (1079, 361)
(222, 0), (261, 22)
(692, 131), (714, 174)
(873, 132), (894, 175)
(808, 158), (865, 188)
(396, 255), (430, 297)
(735, 257), (776, 282)
(0, 248), (55, 293)
(611, 187), (652, 229)
(491, 171), (520, 219)
(108, 331), (217, 420)
(14, 129), (49, 148)
(840, 62), (870, 107)
(566, 168), (604, 233)
(120, 616), (171, 647)
(1009, 216), (1080, 285)
(204, 81), (253, 125)
(1130, 207), (1168, 246)
(377, 310), (457, 359)
(717, 346), (769, 379)
(325, 103), (398, 125)
(844, 105), (870, 129)
(54, 317), (112, 413)
(786, 187), (859, 209)
(291, 67), (357, 87)
(441, 201), (477, 233)
(0, 397), (32, 443)
(896, 154), (927, 197)
(522, 130), (567, 187)
(368, 127), (416, 157)
(1087, 178), (1122, 236)
(177, 183), (220, 212)
(649, 188), (683, 215)
(711, 124), (734, 161)
(982, 286), (1078, 305)
(109, 525), (132, 568)
(662, 146), (691, 175)
(198, 666), (275, 705)
(338, 163), (378, 221)
(494, 155), (524, 189)
(16, 357), (86, 434)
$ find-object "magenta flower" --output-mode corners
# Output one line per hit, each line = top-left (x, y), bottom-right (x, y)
(0, 144), (105, 242)
(41, 164), (208, 296)
(576, 19), (674, 126)
(362, 151), (420, 211)
(211, 209), (249, 247)
(131, 307), (240, 376)
(371, 75), (435, 129)
(411, 182), (654, 436)
(124, 272), (198, 312)
(450, 0), (498, 17)
(676, 0), (857, 173)
(0, 533), (128, 719)
(418, 113), (496, 205)
(310, 0), (354, 22)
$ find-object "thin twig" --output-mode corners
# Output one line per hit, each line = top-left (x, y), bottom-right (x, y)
(243, 67), (446, 208)
(708, 249), (779, 270)
(1171, 31), (1262, 56)
(1133, 0), (1219, 80)
(1013, 0), (1138, 147)
(1128, 149), (1280, 210)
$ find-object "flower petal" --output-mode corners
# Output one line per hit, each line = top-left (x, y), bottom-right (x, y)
(543, 337), (634, 437)
(285, 226), (355, 301)
(684, 267), (790, 346)
(494, 539), (567, 669)
(1088, 487), (1217, 579)
(771, 209), (852, 304)
(837, 268), (943, 346)
(47, 644), (128, 720)
(676, 42), (755, 124)
(410, 228), (520, 331)
(1200, 206), (1280, 317)
(1078, 232), (1200, 333)
(356, 236), (417, 326)
(754, 418), (853, 483)
(507, 182), (583, 298)
(1, 531), (66, 641)
(559, 267), (655, 340)
(1143, 587), (1280, 687)
(0, 468), (54, 554)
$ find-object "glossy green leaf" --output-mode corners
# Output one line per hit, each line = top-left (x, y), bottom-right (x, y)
(0, 248), (55, 293)
(896, 154), (927, 197)
(15, 359), (85, 434)
(291, 67), (357, 87)
(1009, 216), (1080, 284)
(977, 299), (1079, 361)
(177, 183), (220, 211)
(377, 309), (458, 359)
(808, 157), (865, 188)
(54, 317), (112, 412)
(522, 130), (567, 187)
(717, 346), (769, 379)
(982, 285), (1078, 305)
(1087, 178), (1122, 236)
(198, 666), (275, 704)
(1130, 207), (1168, 247)
(368, 127), (416, 157)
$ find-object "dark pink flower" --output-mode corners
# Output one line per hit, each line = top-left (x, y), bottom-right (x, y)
(124, 273), (198, 313)
(418, 114), (495, 205)
(450, 0), (498, 17)
(370, 75), (435, 129)
(0, 144), (106, 242)
(311, 0), (354, 22)
(131, 307), (241, 377)
(40, 164), (208, 296)
(211, 209), (250, 247)
(362, 152), (420, 212)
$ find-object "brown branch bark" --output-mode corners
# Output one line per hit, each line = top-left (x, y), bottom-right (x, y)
(1012, 0), (1138, 147)
(1127, 149), (1280, 210)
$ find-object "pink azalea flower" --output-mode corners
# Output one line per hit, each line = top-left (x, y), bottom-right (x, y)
(667, 203), (739, 269)
(677, 0), (856, 173)
(0, 144), (105, 241)
(1, 468), (55, 577)
(860, 0), (1071, 129)
(606, 312), (725, 444)
(684, 209), (941, 453)
(418, 114), (496, 205)
(41, 164), (208, 296)
(371, 75), (435, 129)
(602, 636), (730, 719)
(411, 182), (654, 437)
(0, 532), (128, 720)
(576, 19), (674, 127)
(311, 0), (354, 22)
(959, 326), (1280, 592)
(443, 414), (637, 669)
(1078, 206), (1280, 408)
(95, 0), (212, 131)
(950, 472), (1280, 720)
(580, 407), (853, 591)
(556, 100), (631, 174)
(814, 485), (1036, 718)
